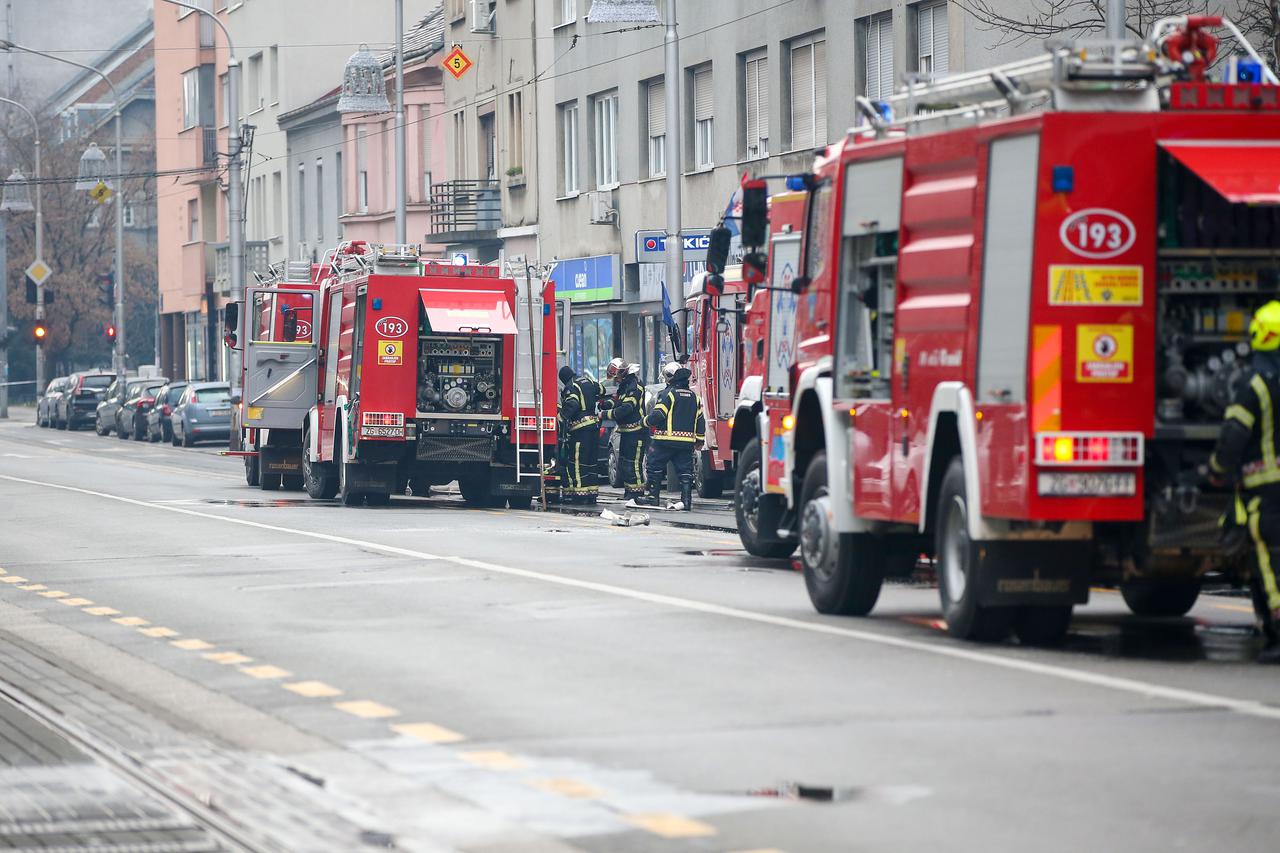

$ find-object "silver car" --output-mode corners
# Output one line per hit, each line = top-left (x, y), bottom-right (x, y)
(171, 382), (233, 447)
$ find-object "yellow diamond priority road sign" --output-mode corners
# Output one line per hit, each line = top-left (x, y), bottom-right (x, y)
(25, 258), (51, 286)
(443, 45), (473, 80)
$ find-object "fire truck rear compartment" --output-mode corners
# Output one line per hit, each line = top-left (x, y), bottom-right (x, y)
(1122, 151), (1280, 578)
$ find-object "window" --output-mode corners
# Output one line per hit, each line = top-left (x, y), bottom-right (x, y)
(123, 202), (136, 228)
(560, 102), (579, 195)
(297, 163), (306, 247)
(272, 171), (282, 236)
(915, 2), (948, 76)
(247, 52), (263, 111)
(865, 13), (894, 101)
(187, 199), (199, 242)
(335, 152), (344, 228)
(572, 315), (616, 378)
(447, 0), (466, 19)
(316, 158), (324, 241)
(743, 49), (768, 159)
(182, 69), (199, 129)
(789, 36), (826, 150)
(592, 92), (618, 188)
(479, 112), (496, 181)
(646, 79), (665, 178)
(561, 0), (575, 25)
(356, 127), (369, 213)
(219, 73), (228, 127)
(506, 91), (524, 173)
(691, 65), (713, 169)
(269, 45), (279, 103)
(453, 111), (466, 179)
(420, 106), (433, 198)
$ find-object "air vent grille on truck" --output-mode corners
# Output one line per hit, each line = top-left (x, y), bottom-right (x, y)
(417, 435), (494, 462)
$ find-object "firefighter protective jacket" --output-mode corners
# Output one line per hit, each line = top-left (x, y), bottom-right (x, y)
(610, 374), (645, 433)
(1211, 359), (1280, 498)
(561, 376), (606, 432)
(646, 380), (705, 445)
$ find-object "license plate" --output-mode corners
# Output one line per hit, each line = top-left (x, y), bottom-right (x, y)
(209, 408), (230, 416)
(361, 425), (405, 438)
(1037, 472), (1136, 497)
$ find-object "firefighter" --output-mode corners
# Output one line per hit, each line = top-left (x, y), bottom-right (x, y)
(558, 365), (606, 504)
(635, 361), (705, 511)
(601, 361), (647, 500)
(1209, 300), (1280, 663)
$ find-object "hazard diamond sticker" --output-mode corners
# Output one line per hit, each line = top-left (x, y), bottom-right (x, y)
(442, 45), (473, 80)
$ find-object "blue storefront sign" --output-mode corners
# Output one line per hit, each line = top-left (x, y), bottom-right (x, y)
(550, 254), (622, 303)
(634, 229), (712, 262)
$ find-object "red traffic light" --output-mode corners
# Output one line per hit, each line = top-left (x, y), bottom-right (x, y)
(105, 324), (117, 340)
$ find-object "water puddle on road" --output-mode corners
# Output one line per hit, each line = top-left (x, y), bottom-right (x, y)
(744, 782), (931, 805)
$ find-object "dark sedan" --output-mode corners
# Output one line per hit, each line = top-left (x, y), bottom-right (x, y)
(117, 380), (168, 440)
(95, 377), (149, 435)
(36, 377), (69, 428)
(145, 382), (189, 443)
(171, 382), (232, 447)
(56, 372), (113, 430)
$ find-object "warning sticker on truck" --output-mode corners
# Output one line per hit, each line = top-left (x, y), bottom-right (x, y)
(1049, 265), (1143, 306)
(1076, 324), (1133, 383)
(378, 339), (403, 366)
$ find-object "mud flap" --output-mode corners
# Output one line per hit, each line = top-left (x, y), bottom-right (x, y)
(974, 540), (1091, 607)
(347, 461), (398, 493)
(259, 445), (303, 477)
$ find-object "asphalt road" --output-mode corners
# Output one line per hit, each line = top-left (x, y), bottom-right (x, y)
(1, 411), (1278, 852)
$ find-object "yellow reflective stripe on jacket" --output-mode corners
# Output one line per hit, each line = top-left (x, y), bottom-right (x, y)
(1226, 404), (1256, 430)
(1254, 373), (1275, 471)
(1247, 501), (1280, 611)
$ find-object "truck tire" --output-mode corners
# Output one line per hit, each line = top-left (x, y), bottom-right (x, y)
(935, 457), (1013, 642)
(799, 452), (883, 615)
(245, 452), (260, 487)
(507, 494), (534, 510)
(734, 440), (796, 558)
(1120, 579), (1201, 617)
(696, 449), (725, 499)
(301, 433), (337, 499)
(1013, 605), (1073, 646)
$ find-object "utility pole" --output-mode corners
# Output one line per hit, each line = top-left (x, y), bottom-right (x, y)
(663, 0), (682, 355)
(394, 0), (406, 244)
(1105, 0), (1125, 41)
(0, 215), (7, 418)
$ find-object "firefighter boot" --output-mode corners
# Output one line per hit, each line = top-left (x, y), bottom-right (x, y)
(632, 479), (661, 508)
(679, 474), (694, 512)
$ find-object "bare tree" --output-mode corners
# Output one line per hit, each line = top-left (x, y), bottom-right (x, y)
(954, 0), (1219, 47)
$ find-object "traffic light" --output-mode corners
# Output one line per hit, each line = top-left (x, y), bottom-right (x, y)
(33, 323), (47, 345)
(105, 324), (117, 341)
(98, 272), (114, 307)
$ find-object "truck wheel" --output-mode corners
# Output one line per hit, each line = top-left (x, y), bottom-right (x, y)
(696, 449), (725, 499)
(301, 438), (337, 499)
(935, 457), (1013, 642)
(1120, 579), (1201, 617)
(1013, 605), (1073, 646)
(799, 452), (882, 615)
(734, 440), (796, 558)
(245, 452), (260, 487)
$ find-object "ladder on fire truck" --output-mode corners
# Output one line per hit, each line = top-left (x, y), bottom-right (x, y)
(511, 269), (550, 503)
(852, 16), (1276, 136)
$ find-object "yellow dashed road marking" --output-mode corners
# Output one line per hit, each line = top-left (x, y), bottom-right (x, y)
(17, 584), (46, 591)
(459, 750), (525, 770)
(624, 812), (717, 839)
(0, 576), (26, 584)
(59, 597), (93, 607)
(284, 681), (343, 698)
(204, 651), (252, 665)
(1212, 602), (1256, 614)
(335, 700), (400, 719)
(113, 616), (149, 626)
(139, 627), (179, 638)
(241, 665), (291, 680)
(38, 590), (68, 598)
(529, 778), (602, 799)
(171, 638), (214, 651)
(83, 606), (120, 616)
(391, 721), (465, 743)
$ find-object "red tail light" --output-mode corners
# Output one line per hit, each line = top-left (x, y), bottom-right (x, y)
(162, 405), (172, 415)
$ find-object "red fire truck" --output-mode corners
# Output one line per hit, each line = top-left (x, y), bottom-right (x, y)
(297, 242), (557, 507)
(735, 17), (1280, 643)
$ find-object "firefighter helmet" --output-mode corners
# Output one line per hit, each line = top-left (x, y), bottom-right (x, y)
(606, 357), (625, 379)
(1251, 301), (1280, 351)
(626, 363), (641, 376)
(662, 361), (682, 380)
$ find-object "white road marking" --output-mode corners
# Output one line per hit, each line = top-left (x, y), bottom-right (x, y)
(3, 472), (1279, 722)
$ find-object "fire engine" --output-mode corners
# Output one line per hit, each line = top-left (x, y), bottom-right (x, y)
(733, 16), (1280, 644)
(225, 261), (320, 491)
(293, 242), (557, 507)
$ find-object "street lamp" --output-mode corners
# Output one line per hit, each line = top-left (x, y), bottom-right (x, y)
(0, 169), (34, 213)
(0, 39), (126, 387)
(75, 142), (109, 190)
(160, 0), (243, 389)
(0, 94), (44, 416)
(337, 0), (405, 244)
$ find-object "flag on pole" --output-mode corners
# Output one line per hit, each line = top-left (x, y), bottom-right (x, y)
(660, 280), (674, 329)
(586, 0), (660, 23)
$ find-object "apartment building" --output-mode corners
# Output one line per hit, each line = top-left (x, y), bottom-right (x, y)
(534, 0), (1041, 380)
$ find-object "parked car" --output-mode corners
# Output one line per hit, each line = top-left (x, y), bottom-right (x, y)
(56, 372), (114, 430)
(117, 379), (168, 440)
(95, 376), (150, 435)
(36, 377), (69, 428)
(145, 382), (189, 443)
(171, 382), (232, 447)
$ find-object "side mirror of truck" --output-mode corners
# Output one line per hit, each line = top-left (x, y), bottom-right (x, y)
(223, 302), (239, 336)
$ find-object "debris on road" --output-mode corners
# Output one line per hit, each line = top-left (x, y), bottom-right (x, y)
(600, 508), (650, 527)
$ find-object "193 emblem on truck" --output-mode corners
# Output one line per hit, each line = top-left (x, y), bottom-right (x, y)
(1059, 208), (1136, 259)
(374, 316), (409, 337)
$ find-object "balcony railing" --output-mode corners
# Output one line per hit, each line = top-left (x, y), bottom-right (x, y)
(212, 241), (271, 295)
(202, 126), (218, 167)
(428, 179), (501, 238)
